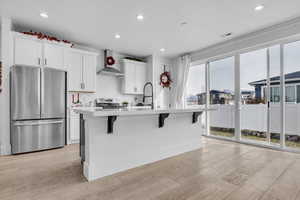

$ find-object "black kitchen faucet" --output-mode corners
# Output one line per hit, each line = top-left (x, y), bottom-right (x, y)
(143, 82), (154, 109)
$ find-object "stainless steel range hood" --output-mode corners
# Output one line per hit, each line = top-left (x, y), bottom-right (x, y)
(98, 50), (124, 77)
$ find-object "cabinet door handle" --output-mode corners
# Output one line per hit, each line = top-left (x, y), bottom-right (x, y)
(81, 83), (85, 89)
(38, 58), (41, 65)
(44, 58), (47, 66)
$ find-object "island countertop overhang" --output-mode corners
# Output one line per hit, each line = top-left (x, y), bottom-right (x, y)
(73, 107), (213, 117)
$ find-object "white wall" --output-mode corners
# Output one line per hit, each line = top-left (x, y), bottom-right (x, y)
(0, 18), (13, 155)
(146, 54), (173, 109)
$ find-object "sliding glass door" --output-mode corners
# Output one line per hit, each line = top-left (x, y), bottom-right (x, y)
(240, 46), (281, 145)
(240, 48), (268, 143)
(209, 57), (235, 138)
(284, 40), (300, 149)
(185, 38), (300, 151)
(268, 45), (281, 145)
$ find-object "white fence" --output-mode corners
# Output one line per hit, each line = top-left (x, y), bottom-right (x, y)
(209, 104), (300, 136)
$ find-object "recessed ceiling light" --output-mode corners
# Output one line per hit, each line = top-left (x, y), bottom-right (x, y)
(160, 48), (165, 52)
(136, 14), (144, 21)
(40, 12), (48, 18)
(115, 34), (121, 39)
(180, 22), (188, 26)
(255, 5), (264, 11)
(221, 32), (233, 38)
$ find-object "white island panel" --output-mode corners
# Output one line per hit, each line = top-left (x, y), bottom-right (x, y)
(82, 112), (203, 181)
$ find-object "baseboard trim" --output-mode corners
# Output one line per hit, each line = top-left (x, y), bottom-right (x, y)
(85, 142), (202, 181)
(0, 143), (11, 155)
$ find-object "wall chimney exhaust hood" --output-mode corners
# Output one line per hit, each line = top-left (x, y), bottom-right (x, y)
(97, 50), (124, 77)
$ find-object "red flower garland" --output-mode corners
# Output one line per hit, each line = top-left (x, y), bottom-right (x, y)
(22, 31), (73, 46)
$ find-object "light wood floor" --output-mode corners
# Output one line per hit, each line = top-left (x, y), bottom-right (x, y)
(1, 138), (300, 200)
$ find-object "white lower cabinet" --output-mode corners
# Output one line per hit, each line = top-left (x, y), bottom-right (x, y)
(69, 110), (80, 143)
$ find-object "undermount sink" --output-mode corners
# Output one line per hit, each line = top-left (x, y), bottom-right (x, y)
(128, 106), (152, 110)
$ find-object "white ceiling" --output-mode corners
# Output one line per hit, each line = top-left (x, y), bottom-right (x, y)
(1, 0), (300, 58)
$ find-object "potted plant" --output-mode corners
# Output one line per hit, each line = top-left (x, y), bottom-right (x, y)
(122, 101), (129, 107)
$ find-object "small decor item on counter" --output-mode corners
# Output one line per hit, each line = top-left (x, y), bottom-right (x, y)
(21, 31), (74, 47)
(0, 61), (2, 93)
(72, 93), (80, 104)
(122, 101), (129, 107)
(160, 65), (172, 89)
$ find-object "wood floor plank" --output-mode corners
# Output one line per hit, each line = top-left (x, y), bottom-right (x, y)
(244, 156), (295, 192)
(1, 138), (299, 200)
(259, 159), (300, 200)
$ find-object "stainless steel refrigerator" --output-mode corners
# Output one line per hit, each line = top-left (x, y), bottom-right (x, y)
(10, 65), (66, 154)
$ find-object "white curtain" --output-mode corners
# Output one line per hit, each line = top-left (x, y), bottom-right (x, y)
(173, 54), (191, 108)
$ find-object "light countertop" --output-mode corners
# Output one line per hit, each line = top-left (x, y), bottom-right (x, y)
(73, 106), (213, 117)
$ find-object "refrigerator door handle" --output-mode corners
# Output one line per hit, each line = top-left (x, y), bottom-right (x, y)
(14, 120), (64, 126)
(41, 67), (44, 117)
(38, 68), (41, 115)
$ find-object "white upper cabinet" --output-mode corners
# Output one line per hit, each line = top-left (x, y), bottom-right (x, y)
(13, 33), (98, 93)
(121, 59), (147, 95)
(44, 43), (64, 70)
(65, 50), (83, 91)
(123, 61), (136, 94)
(65, 49), (97, 92)
(14, 34), (65, 70)
(135, 63), (147, 94)
(82, 54), (97, 92)
(14, 37), (43, 67)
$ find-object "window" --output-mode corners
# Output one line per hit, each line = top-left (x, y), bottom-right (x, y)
(268, 86), (296, 103)
(285, 86), (296, 103)
(189, 38), (300, 151)
(209, 57), (235, 138)
(240, 48), (268, 142)
(185, 64), (207, 135)
(185, 64), (206, 107)
(297, 85), (300, 103)
(284, 40), (300, 149)
(270, 87), (280, 103)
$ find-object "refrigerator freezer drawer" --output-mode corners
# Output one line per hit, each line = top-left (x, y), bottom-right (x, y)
(11, 119), (65, 154)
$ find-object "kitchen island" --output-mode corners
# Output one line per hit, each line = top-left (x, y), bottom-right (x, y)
(74, 107), (210, 181)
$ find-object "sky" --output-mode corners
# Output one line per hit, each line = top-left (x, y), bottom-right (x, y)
(186, 40), (300, 96)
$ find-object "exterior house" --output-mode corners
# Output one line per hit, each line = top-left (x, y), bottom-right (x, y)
(241, 90), (255, 104)
(186, 90), (234, 105)
(249, 71), (300, 103)
(209, 90), (234, 104)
